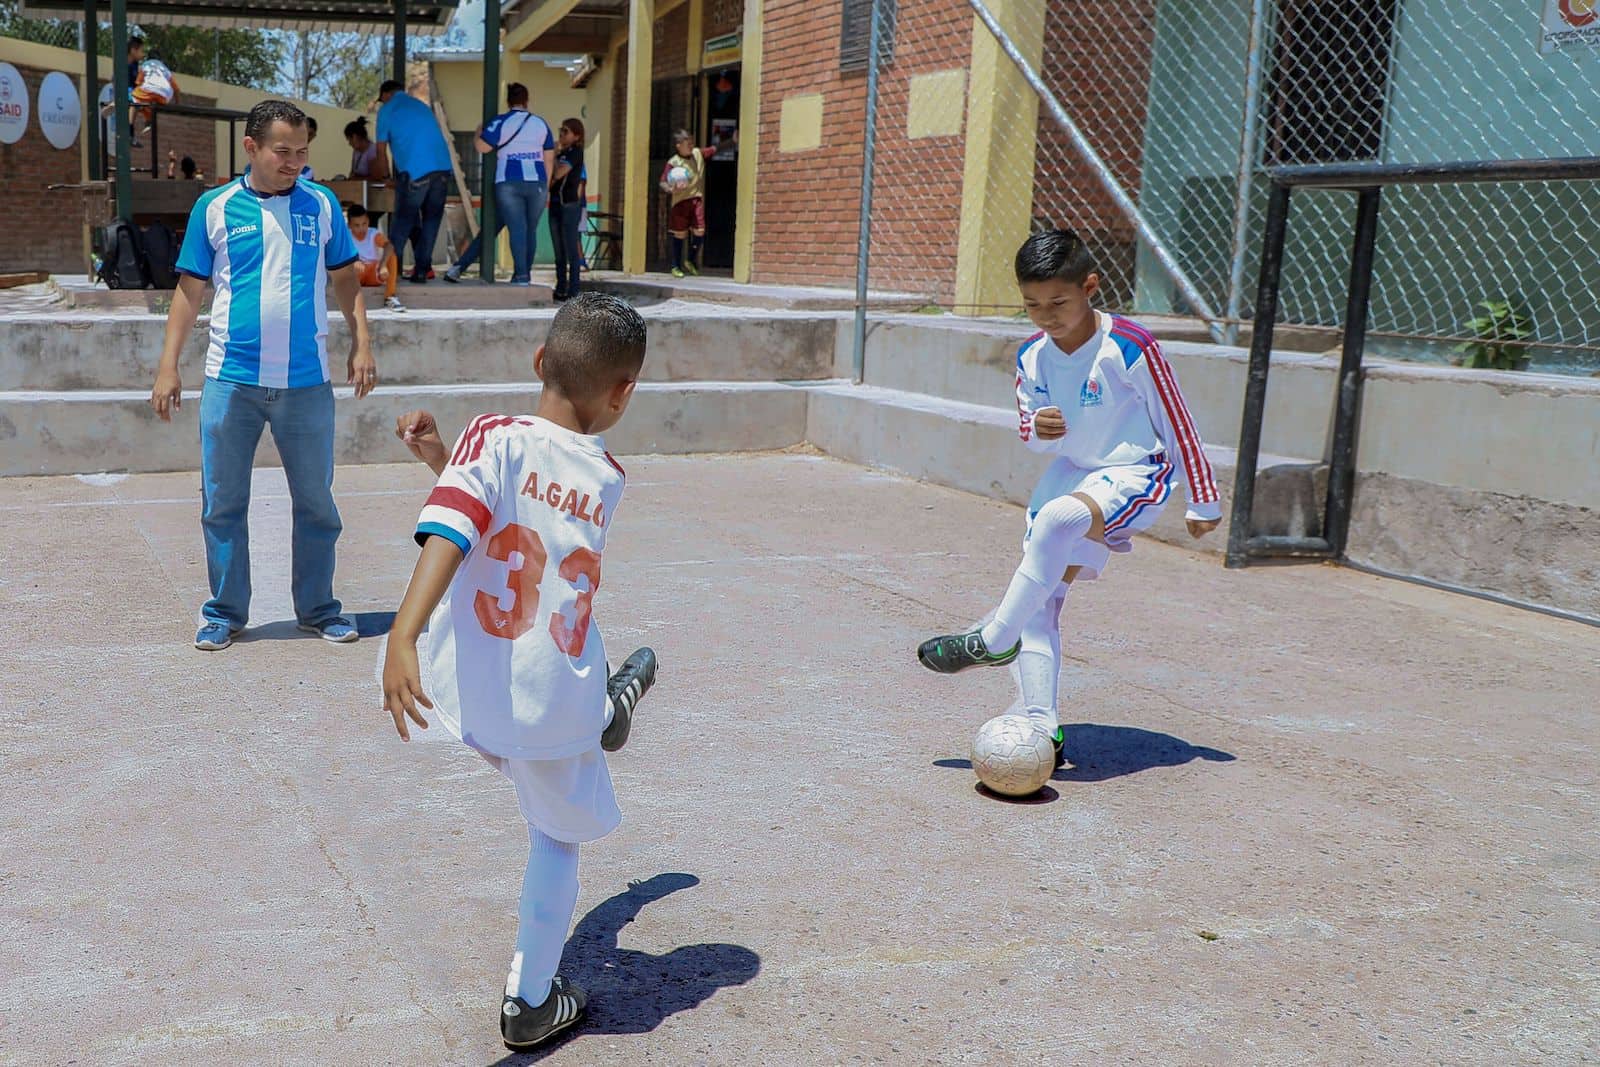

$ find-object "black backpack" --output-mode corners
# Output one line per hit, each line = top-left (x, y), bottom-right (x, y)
(95, 219), (149, 290)
(141, 221), (179, 289)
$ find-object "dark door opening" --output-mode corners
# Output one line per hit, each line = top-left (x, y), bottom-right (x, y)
(701, 66), (741, 272)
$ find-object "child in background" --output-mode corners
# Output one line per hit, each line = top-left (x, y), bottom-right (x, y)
(657, 127), (732, 278)
(347, 204), (405, 312)
(300, 116), (318, 179)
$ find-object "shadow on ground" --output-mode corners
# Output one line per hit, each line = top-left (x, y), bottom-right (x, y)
(935, 722), (1236, 785)
(234, 611), (396, 643)
(493, 873), (760, 1064)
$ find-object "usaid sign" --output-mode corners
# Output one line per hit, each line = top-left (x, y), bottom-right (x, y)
(37, 71), (81, 150)
(0, 63), (28, 145)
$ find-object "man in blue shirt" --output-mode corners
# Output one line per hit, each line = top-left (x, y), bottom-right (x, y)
(376, 79), (455, 284)
(149, 99), (379, 652)
(444, 83), (556, 285)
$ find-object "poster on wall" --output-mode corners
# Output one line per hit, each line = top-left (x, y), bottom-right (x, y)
(1540, 0), (1600, 54)
(37, 71), (82, 150)
(0, 63), (29, 145)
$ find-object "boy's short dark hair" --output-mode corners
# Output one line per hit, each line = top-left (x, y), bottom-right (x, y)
(1015, 228), (1097, 286)
(128, 36), (144, 50)
(246, 99), (308, 142)
(346, 203), (368, 221)
(541, 293), (647, 400)
(179, 155), (197, 176)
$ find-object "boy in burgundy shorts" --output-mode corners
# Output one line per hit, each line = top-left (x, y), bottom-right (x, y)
(658, 128), (734, 277)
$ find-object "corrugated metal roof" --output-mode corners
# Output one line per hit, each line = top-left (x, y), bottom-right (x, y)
(18, 0), (459, 34)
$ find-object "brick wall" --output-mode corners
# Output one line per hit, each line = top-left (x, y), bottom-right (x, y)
(1032, 1), (1155, 305)
(751, 0), (971, 297)
(749, 0), (868, 288)
(0, 62), (218, 275)
(0, 64), (85, 274)
(858, 0), (971, 301)
(705, 0), (745, 42)
(654, 3), (691, 81)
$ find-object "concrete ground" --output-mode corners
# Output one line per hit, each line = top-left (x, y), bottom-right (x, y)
(0, 452), (1595, 1066)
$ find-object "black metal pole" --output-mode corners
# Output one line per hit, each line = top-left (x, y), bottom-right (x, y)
(479, 0), (500, 282)
(393, 0), (408, 86)
(82, 0), (99, 181)
(110, 0), (131, 221)
(1322, 185), (1381, 558)
(1225, 179), (1291, 567)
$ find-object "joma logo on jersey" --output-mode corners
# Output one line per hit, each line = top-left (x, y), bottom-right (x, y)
(291, 213), (320, 246)
(227, 223), (258, 238)
(1079, 377), (1104, 407)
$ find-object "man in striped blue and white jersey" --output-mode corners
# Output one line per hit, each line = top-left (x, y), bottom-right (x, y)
(151, 99), (378, 652)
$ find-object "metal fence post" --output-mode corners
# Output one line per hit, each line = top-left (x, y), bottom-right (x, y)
(1225, 179), (1291, 568)
(1323, 185), (1381, 557)
(851, 0), (884, 385)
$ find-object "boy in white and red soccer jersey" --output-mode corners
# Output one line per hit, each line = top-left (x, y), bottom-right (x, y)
(917, 229), (1221, 765)
(382, 293), (657, 1052)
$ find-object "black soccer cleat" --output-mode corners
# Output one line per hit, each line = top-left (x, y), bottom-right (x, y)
(501, 975), (588, 1051)
(916, 628), (1021, 674)
(1052, 725), (1066, 768)
(602, 647), (658, 752)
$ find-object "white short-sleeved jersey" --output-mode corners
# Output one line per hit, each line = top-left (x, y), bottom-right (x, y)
(1015, 311), (1221, 523)
(414, 414), (627, 760)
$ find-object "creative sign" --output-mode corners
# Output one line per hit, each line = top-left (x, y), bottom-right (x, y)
(703, 31), (742, 66)
(1540, 0), (1600, 54)
(0, 63), (29, 145)
(37, 71), (81, 150)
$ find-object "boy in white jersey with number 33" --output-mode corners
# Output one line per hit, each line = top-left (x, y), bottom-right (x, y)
(382, 293), (658, 1052)
(918, 230), (1221, 766)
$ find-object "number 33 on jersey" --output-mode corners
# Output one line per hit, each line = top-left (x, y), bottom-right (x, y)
(413, 414), (628, 760)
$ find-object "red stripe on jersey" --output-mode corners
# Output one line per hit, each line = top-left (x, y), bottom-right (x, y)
(425, 486), (492, 535)
(465, 415), (519, 464)
(604, 451), (626, 477)
(451, 413), (508, 466)
(1145, 345), (1218, 503)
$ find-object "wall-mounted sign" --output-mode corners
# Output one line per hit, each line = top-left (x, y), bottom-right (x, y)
(0, 63), (29, 145)
(1540, 0), (1600, 54)
(37, 71), (81, 150)
(704, 31), (742, 66)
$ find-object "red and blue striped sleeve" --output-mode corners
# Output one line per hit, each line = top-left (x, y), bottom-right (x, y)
(414, 414), (509, 553)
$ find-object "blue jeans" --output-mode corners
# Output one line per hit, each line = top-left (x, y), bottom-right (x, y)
(548, 200), (583, 296)
(497, 180), (547, 282)
(199, 379), (343, 629)
(389, 170), (450, 277)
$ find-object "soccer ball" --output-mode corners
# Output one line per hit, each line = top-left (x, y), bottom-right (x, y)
(666, 165), (692, 190)
(971, 714), (1055, 797)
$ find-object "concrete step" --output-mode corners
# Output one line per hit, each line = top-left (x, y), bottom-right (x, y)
(803, 381), (1326, 556)
(0, 306), (845, 391)
(0, 380), (814, 477)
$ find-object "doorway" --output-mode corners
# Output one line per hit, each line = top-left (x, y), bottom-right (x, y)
(700, 66), (740, 272)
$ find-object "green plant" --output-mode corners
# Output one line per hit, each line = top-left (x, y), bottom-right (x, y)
(1454, 299), (1532, 371)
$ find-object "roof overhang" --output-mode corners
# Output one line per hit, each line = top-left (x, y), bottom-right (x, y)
(19, 0), (458, 34)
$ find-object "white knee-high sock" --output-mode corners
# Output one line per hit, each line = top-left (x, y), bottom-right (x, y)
(505, 827), (580, 1004)
(1016, 583), (1068, 733)
(981, 496), (1092, 651)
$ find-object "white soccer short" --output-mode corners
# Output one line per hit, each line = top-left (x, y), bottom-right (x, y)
(1025, 451), (1178, 582)
(480, 747), (622, 844)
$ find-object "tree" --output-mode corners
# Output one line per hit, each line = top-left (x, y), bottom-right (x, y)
(136, 26), (279, 88)
(280, 31), (383, 107)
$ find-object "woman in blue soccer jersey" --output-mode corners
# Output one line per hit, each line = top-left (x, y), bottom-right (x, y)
(445, 84), (555, 285)
(149, 100), (379, 652)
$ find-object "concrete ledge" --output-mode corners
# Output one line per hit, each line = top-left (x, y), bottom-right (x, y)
(0, 307), (843, 391)
(1348, 471), (1600, 619)
(0, 381), (811, 477)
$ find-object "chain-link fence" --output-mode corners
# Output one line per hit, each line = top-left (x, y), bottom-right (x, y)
(859, 0), (1600, 373)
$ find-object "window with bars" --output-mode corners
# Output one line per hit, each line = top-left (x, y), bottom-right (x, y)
(840, 0), (897, 73)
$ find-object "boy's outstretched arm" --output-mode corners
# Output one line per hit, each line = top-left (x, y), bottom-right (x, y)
(382, 536), (463, 740)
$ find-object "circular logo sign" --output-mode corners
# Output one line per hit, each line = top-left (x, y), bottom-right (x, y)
(0, 63), (29, 145)
(37, 71), (81, 150)
(1560, 0), (1598, 26)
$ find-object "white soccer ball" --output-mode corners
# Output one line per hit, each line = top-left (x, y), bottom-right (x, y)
(666, 165), (692, 190)
(971, 714), (1055, 797)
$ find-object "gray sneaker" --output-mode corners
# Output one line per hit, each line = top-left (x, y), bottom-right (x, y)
(501, 975), (587, 1050)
